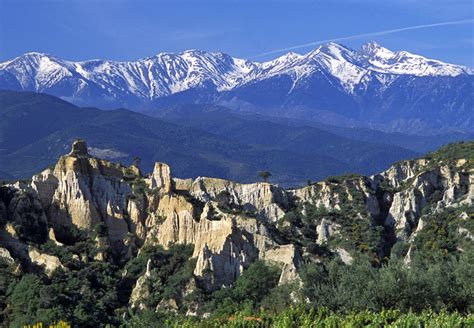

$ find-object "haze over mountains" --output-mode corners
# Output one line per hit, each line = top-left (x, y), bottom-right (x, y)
(2, 90), (472, 186)
(1, 42), (473, 134)
(0, 90), (421, 185)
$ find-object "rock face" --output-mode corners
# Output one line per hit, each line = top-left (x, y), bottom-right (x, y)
(150, 162), (172, 193)
(28, 247), (64, 277)
(49, 151), (133, 250)
(69, 139), (89, 157)
(1, 140), (473, 294)
(189, 177), (291, 222)
(316, 219), (341, 245)
(0, 247), (14, 264)
(378, 159), (473, 239)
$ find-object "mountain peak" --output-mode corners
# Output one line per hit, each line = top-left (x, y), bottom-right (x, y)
(182, 49), (206, 55)
(357, 43), (472, 76)
(359, 41), (394, 59)
(0, 43), (471, 107)
(21, 52), (52, 58)
(318, 42), (352, 54)
(272, 51), (303, 63)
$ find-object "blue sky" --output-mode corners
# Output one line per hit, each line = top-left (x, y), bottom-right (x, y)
(0, 0), (473, 66)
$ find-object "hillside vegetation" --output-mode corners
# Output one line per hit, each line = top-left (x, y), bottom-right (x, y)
(0, 139), (472, 327)
(0, 90), (433, 186)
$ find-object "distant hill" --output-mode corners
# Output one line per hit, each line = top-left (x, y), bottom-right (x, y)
(150, 104), (421, 174)
(0, 91), (425, 186)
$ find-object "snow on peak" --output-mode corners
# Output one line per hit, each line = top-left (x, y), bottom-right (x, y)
(303, 43), (365, 91)
(320, 42), (352, 54)
(358, 42), (471, 77)
(360, 41), (394, 59)
(0, 42), (471, 100)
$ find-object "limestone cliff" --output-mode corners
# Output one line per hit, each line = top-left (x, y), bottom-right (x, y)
(0, 140), (472, 306)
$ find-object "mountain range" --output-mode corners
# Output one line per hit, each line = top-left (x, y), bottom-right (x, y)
(1, 42), (472, 133)
(1, 90), (425, 185)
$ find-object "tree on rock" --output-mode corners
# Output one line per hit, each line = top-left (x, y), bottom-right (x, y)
(258, 171), (272, 182)
(133, 156), (141, 167)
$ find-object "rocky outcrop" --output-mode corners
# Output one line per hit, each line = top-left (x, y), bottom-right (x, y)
(262, 244), (301, 284)
(379, 159), (429, 188)
(28, 247), (64, 277)
(0, 247), (14, 264)
(130, 259), (152, 310)
(316, 219), (341, 245)
(292, 177), (380, 219)
(189, 177), (291, 222)
(150, 162), (172, 193)
(1, 140), (473, 296)
(69, 139), (89, 157)
(380, 161), (472, 239)
(145, 192), (272, 288)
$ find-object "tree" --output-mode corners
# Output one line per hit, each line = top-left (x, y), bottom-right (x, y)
(258, 171), (272, 182)
(133, 156), (141, 167)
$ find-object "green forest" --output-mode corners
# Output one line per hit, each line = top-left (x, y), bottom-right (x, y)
(1, 209), (473, 327)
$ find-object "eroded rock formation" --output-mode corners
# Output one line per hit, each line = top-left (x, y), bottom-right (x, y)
(0, 140), (472, 308)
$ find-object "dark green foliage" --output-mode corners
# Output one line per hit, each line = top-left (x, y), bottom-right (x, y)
(377, 178), (403, 193)
(258, 171), (272, 182)
(6, 247), (121, 327)
(299, 250), (474, 314)
(7, 274), (44, 327)
(125, 309), (179, 328)
(279, 196), (385, 261)
(232, 261), (280, 306)
(198, 261), (282, 317)
(51, 224), (89, 246)
(4, 243), (196, 327)
(6, 191), (49, 244)
(141, 244), (195, 309)
(124, 170), (150, 201)
(92, 222), (109, 239)
(0, 258), (18, 324)
(414, 206), (474, 257)
(119, 244), (196, 313)
(259, 282), (299, 313)
(325, 173), (363, 184)
(424, 141), (474, 163)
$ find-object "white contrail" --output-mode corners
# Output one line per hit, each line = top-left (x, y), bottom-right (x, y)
(251, 19), (474, 58)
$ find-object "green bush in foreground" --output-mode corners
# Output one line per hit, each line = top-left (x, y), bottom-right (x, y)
(126, 307), (474, 328)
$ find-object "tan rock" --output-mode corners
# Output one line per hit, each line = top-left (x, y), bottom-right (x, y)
(336, 248), (353, 265)
(150, 162), (172, 193)
(156, 298), (178, 313)
(69, 139), (89, 157)
(0, 247), (14, 264)
(263, 244), (301, 284)
(28, 247), (64, 277)
(316, 219), (340, 245)
(173, 178), (193, 191)
(190, 177), (290, 222)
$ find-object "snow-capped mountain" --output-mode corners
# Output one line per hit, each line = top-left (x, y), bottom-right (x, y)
(0, 41), (472, 133)
(0, 50), (256, 99)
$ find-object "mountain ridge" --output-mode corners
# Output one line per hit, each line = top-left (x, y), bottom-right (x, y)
(2, 41), (471, 100)
(1, 90), (426, 185)
(2, 41), (472, 134)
